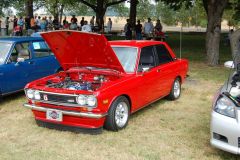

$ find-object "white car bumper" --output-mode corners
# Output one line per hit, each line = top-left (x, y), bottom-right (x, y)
(210, 110), (240, 154)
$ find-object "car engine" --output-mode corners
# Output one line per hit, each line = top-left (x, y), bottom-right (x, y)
(45, 74), (108, 91)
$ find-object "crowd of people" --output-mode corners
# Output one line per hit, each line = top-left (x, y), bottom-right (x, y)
(0, 15), (163, 40)
(0, 15), (114, 36)
(124, 18), (164, 40)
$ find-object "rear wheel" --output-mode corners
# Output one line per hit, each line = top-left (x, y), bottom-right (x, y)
(104, 96), (130, 131)
(167, 78), (181, 100)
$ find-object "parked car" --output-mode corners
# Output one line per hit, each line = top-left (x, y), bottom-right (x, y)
(0, 37), (61, 96)
(23, 31), (188, 133)
(211, 61), (240, 154)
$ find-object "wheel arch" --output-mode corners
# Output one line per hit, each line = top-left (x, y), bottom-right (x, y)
(109, 94), (132, 112)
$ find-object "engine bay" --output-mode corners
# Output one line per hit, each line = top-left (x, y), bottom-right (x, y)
(43, 69), (120, 91)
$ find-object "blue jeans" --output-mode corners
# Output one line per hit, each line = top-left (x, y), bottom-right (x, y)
(136, 32), (142, 40)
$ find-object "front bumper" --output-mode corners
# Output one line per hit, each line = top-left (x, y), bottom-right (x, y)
(210, 111), (240, 154)
(23, 103), (107, 130)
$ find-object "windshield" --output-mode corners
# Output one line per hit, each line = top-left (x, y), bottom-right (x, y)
(0, 42), (12, 64)
(112, 47), (138, 73)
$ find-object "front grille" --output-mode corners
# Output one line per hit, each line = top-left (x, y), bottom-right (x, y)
(38, 91), (79, 107)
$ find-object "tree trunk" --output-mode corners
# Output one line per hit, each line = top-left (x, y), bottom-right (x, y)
(59, 4), (64, 25)
(130, 0), (137, 30)
(96, 0), (106, 32)
(25, 0), (33, 18)
(230, 29), (240, 65)
(205, 0), (228, 66)
(53, 0), (59, 21)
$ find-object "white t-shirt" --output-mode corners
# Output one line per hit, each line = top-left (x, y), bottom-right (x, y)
(82, 24), (92, 32)
(144, 22), (154, 34)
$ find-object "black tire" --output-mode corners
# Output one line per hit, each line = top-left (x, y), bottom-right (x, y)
(104, 96), (130, 131)
(167, 78), (181, 100)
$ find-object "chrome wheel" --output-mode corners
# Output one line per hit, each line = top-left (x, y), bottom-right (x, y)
(173, 80), (181, 98)
(115, 102), (129, 128)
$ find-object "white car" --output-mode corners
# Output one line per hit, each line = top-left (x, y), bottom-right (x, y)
(211, 61), (240, 154)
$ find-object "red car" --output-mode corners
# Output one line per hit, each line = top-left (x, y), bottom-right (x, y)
(24, 31), (188, 133)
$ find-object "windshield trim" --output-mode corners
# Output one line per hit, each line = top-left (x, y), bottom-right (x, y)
(111, 45), (139, 74)
(0, 41), (14, 65)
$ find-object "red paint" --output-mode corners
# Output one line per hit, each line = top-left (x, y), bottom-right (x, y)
(25, 31), (188, 130)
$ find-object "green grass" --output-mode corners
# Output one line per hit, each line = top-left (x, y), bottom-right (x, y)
(0, 32), (237, 160)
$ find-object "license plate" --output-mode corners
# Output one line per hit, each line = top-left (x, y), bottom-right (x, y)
(46, 109), (63, 122)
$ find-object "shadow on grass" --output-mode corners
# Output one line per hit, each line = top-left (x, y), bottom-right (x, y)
(0, 91), (25, 106)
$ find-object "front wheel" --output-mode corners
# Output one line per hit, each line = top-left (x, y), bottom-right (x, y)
(104, 96), (130, 131)
(167, 78), (181, 100)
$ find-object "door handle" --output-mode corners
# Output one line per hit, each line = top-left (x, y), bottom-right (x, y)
(28, 61), (34, 64)
(157, 69), (161, 72)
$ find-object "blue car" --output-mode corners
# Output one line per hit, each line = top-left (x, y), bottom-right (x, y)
(0, 37), (61, 96)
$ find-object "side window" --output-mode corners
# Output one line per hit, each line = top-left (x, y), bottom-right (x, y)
(32, 41), (52, 58)
(9, 42), (31, 63)
(155, 45), (173, 65)
(138, 46), (155, 71)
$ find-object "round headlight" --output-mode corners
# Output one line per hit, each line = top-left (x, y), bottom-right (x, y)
(76, 95), (87, 105)
(87, 95), (97, 107)
(214, 96), (236, 118)
(34, 90), (41, 100)
(26, 89), (34, 99)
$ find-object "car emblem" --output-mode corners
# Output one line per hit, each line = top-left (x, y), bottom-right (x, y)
(43, 95), (48, 101)
(49, 111), (59, 119)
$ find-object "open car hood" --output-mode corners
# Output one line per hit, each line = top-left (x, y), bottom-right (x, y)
(41, 31), (125, 73)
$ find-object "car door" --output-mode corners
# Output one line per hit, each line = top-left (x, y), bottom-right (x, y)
(31, 40), (60, 78)
(154, 44), (178, 96)
(0, 42), (35, 94)
(135, 46), (160, 107)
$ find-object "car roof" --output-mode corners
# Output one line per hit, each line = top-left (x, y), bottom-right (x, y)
(109, 40), (166, 48)
(0, 36), (43, 43)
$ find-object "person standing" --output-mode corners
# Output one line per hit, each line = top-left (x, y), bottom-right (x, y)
(144, 18), (154, 39)
(48, 16), (53, 30)
(124, 19), (132, 40)
(40, 17), (47, 32)
(17, 16), (24, 36)
(107, 18), (112, 33)
(90, 16), (95, 27)
(71, 15), (77, 24)
(135, 20), (142, 40)
(25, 16), (31, 35)
(13, 16), (18, 30)
(80, 17), (85, 27)
(5, 17), (10, 35)
(53, 17), (59, 30)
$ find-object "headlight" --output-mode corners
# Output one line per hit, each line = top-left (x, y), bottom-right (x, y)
(76, 95), (97, 107)
(214, 95), (236, 118)
(26, 89), (34, 99)
(34, 90), (41, 100)
(76, 95), (87, 105)
(87, 95), (97, 107)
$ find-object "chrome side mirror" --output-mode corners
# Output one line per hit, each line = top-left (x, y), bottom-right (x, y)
(224, 61), (234, 69)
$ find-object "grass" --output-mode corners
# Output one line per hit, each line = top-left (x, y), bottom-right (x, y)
(0, 32), (238, 160)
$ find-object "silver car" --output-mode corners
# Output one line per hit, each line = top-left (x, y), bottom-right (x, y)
(211, 61), (240, 154)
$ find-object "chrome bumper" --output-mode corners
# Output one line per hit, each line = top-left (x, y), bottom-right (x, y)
(23, 103), (107, 119)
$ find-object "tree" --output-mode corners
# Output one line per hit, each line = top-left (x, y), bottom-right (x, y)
(203, 0), (228, 66)
(0, 0), (13, 16)
(157, 0), (229, 66)
(76, 0), (127, 31)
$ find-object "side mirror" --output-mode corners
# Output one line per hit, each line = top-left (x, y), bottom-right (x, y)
(224, 61), (234, 69)
(15, 57), (25, 66)
(142, 67), (150, 72)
